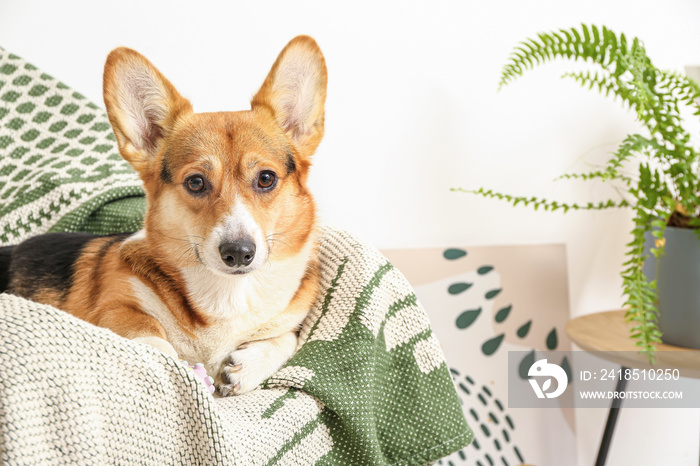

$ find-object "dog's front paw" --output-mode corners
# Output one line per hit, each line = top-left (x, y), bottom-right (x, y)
(218, 333), (297, 396)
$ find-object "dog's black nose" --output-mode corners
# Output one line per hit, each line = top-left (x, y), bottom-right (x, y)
(219, 241), (256, 268)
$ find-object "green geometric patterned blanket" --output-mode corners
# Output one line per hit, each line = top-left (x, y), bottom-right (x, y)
(0, 46), (145, 246)
(0, 47), (472, 464)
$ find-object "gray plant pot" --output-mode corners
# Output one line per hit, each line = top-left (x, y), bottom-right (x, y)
(643, 226), (700, 349)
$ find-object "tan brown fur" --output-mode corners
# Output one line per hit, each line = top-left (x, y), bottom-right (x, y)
(58, 236), (170, 340)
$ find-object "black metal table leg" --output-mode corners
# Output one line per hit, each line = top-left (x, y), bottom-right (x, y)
(595, 366), (629, 466)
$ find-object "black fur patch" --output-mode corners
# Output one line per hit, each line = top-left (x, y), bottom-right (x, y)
(6, 232), (127, 300)
(160, 158), (173, 183)
(0, 246), (15, 292)
(285, 153), (297, 175)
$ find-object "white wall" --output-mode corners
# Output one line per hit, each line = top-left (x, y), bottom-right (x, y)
(1, 1), (699, 464)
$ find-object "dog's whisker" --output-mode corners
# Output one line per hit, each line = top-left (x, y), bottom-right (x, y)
(266, 232), (295, 257)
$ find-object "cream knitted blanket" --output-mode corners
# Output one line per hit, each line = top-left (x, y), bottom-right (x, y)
(0, 226), (472, 465)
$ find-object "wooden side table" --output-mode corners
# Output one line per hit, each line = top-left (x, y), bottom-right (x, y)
(566, 310), (700, 466)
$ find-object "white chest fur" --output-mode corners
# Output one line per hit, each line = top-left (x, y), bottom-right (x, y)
(129, 238), (314, 369)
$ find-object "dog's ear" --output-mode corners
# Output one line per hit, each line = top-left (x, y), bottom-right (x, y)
(251, 36), (327, 158)
(103, 48), (192, 173)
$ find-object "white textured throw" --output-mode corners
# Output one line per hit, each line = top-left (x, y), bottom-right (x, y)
(0, 226), (471, 465)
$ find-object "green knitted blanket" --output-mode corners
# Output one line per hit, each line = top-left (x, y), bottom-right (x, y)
(0, 47), (145, 245)
(0, 48), (471, 464)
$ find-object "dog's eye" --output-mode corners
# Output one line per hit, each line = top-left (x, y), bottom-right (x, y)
(257, 171), (277, 191)
(185, 175), (206, 194)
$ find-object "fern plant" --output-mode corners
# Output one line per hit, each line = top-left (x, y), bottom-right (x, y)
(458, 24), (700, 362)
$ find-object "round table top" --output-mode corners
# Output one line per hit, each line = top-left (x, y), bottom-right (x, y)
(566, 310), (700, 379)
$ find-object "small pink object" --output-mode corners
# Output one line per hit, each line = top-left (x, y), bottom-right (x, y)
(181, 360), (216, 395)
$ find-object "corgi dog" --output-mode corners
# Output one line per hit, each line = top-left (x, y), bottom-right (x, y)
(0, 36), (327, 396)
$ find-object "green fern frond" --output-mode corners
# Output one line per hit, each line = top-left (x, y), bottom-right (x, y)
(659, 71), (700, 116)
(498, 25), (691, 154)
(562, 70), (618, 97)
(453, 187), (629, 212)
(605, 134), (655, 178)
(556, 170), (632, 186)
(500, 24), (628, 89)
(621, 206), (671, 361)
